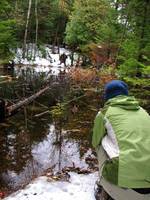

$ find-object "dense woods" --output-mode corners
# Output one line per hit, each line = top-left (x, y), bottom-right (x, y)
(0, 0), (149, 72)
(0, 0), (149, 111)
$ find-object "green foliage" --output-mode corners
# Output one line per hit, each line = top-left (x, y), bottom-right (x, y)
(0, 0), (149, 73)
(65, 0), (110, 48)
(118, 58), (144, 77)
(16, 0), (74, 45)
(142, 65), (150, 76)
(0, 1), (16, 61)
(124, 77), (150, 87)
(0, 0), (75, 61)
(120, 39), (139, 60)
(50, 103), (66, 120)
(38, 45), (47, 58)
(115, 0), (150, 77)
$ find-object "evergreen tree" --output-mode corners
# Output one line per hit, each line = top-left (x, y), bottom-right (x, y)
(0, 1), (16, 62)
(117, 0), (150, 76)
(65, 0), (110, 48)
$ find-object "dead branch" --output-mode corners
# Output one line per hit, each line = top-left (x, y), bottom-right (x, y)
(34, 110), (50, 118)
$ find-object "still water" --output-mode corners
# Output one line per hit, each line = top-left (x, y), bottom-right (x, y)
(0, 66), (93, 192)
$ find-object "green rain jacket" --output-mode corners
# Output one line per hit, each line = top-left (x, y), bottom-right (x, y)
(92, 95), (150, 188)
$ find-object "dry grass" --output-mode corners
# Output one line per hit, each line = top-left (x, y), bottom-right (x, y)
(68, 67), (98, 87)
(67, 67), (116, 87)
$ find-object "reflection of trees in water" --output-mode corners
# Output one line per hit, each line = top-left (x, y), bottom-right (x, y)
(53, 121), (84, 172)
(0, 129), (9, 188)
(0, 65), (70, 191)
(0, 97), (52, 190)
(0, 126), (32, 187)
(0, 105), (53, 189)
(0, 65), (72, 190)
(0, 66), (54, 101)
(0, 118), (90, 191)
(55, 122), (63, 171)
(15, 129), (32, 172)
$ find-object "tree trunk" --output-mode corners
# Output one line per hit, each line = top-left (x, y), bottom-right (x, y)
(57, 37), (60, 54)
(71, 51), (74, 66)
(34, 0), (38, 60)
(114, 6), (129, 65)
(52, 24), (59, 54)
(22, 0), (32, 59)
(115, 0), (119, 10)
(138, 0), (150, 62)
(15, 0), (18, 18)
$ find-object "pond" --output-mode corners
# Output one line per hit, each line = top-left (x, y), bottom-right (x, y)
(0, 65), (98, 195)
(1, 57), (149, 197)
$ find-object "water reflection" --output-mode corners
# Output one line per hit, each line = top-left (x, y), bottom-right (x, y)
(0, 122), (89, 190)
(32, 125), (88, 171)
(0, 65), (90, 192)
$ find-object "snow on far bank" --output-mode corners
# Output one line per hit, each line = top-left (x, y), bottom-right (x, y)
(4, 172), (98, 200)
(14, 45), (78, 75)
(14, 45), (74, 67)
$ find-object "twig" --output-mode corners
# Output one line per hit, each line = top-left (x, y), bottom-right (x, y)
(34, 101), (49, 109)
(34, 110), (50, 118)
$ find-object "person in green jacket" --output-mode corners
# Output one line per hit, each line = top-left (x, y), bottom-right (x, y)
(92, 80), (150, 198)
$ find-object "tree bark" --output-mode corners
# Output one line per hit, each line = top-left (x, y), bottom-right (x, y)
(15, 0), (18, 18)
(23, 0), (32, 59)
(34, 0), (38, 59)
(138, 0), (150, 62)
(114, 1), (129, 65)
(71, 51), (74, 66)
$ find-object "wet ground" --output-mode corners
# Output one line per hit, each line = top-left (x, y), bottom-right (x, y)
(0, 65), (98, 195)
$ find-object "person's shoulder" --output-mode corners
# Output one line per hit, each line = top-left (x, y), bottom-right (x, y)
(139, 106), (150, 116)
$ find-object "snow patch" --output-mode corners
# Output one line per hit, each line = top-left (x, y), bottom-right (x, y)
(15, 46), (72, 67)
(4, 172), (98, 200)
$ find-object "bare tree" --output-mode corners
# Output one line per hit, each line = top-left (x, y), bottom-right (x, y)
(23, 0), (32, 59)
(34, 0), (39, 59)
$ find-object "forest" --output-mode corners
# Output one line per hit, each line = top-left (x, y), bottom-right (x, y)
(0, 0), (150, 199)
(0, 0), (150, 72)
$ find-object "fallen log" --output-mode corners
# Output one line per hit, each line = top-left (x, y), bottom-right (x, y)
(6, 86), (50, 116)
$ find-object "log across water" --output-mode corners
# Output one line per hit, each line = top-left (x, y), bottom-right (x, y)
(0, 84), (56, 122)
(7, 86), (50, 115)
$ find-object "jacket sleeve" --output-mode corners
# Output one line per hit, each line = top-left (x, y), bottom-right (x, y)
(92, 111), (106, 148)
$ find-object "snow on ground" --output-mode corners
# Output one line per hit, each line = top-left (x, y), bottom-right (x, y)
(14, 45), (76, 70)
(4, 172), (98, 200)
(14, 45), (77, 75)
